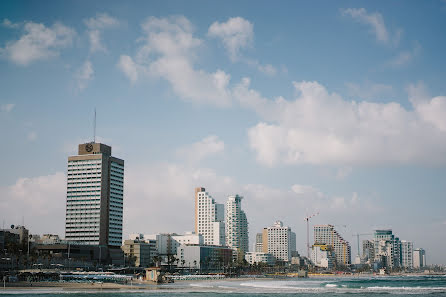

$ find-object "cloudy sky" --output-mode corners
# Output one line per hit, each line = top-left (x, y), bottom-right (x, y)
(1, 1), (446, 264)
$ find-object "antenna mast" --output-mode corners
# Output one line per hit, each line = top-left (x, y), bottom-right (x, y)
(93, 108), (96, 143)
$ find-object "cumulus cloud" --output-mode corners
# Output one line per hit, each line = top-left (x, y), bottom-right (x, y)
(257, 63), (277, 76)
(118, 16), (232, 107)
(208, 17), (254, 61)
(1, 21), (75, 66)
(341, 8), (400, 46)
(75, 60), (94, 90)
(176, 135), (225, 163)
(233, 79), (446, 166)
(0, 172), (66, 235)
(1, 103), (15, 113)
(84, 13), (120, 53)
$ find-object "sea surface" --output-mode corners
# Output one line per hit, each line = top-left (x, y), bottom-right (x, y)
(1, 275), (446, 296)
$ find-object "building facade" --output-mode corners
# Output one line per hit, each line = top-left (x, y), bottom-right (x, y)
(314, 225), (351, 266)
(122, 239), (155, 267)
(373, 230), (401, 269)
(255, 233), (263, 252)
(401, 240), (413, 269)
(176, 244), (233, 271)
(263, 221), (296, 262)
(413, 248), (426, 269)
(245, 252), (275, 265)
(311, 244), (335, 269)
(362, 239), (375, 263)
(225, 195), (249, 257)
(194, 187), (225, 246)
(65, 142), (124, 246)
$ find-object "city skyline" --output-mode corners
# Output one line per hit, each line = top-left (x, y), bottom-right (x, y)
(1, 1), (446, 265)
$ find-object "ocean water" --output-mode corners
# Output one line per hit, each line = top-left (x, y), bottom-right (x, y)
(1, 275), (446, 296)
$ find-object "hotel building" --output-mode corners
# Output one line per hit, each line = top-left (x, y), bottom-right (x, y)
(194, 187), (225, 246)
(65, 142), (124, 247)
(314, 225), (351, 266)
(225, 195), (249, 257)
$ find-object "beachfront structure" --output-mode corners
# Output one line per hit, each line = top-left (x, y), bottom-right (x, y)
(314, 225), (351, 266)
(225, 195), (249, 257)
(373, 229), (401, 268)
(194, 187), (225, 246)
(311, 244), (335, 269)
(401, 240), (414, 269)
(122, 239), (155, 267)
(262, 221), (296, 262)
(413, 248), (426, 269)
(245, 252), (275, 265)
(176, 244), (233, 271)
(65, 142), (124, 247)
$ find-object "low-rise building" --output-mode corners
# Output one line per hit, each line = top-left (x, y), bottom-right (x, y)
(311, 244), (335, 269)
(245, 252), (275, 265)
(122, 239), (155, 267)
(176, 244), (233, 271)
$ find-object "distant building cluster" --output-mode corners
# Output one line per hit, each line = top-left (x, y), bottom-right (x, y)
(1, 141), (431, 273)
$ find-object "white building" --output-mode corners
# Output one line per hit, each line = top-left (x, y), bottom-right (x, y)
(130, 232), (203, 255)
(176, 244), (233, 270)
(311, 244), (335, 269)
(245, 252), (275, 265)
(373, 230), (401, 268)
(255, 233), (263, 252)
(314, 225), (351, 266)
(413, 248), (426, 269)
(65, 142), (124, 246)
(194, 187), (225, 246)
(263, 221), (296, 262)
(225, 195), (249, 257)
(401, 240), (413, 269)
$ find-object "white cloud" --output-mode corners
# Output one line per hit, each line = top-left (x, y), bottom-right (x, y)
(257, 63), (277, 76)
(341, 8), (400, 46)
(2, 18), (20, 29)
(234, 79), (446, 166)
(0, 172), (66, 235)
(176, 135), (224, 163)
(118, 16), (232, 107)
(1, 103), (15, 112)
(1, 21), (75, 66)
(84, 13), (120, 53)
(388, 43), (421, 67)
(27, 131), (37, 141)
(76, 60), (94, 90)
(208, 17), (254, 61)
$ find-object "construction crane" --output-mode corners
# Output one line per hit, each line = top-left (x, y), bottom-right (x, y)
(304, 212), (319, 259)
(352, 233), (373, 259)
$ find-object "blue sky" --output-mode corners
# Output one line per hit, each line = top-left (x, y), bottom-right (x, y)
(1, 1), (446, 264)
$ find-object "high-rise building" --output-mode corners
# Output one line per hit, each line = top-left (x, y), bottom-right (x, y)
(373, 229), (401, 268)
(65, 142), (124, 247)
(225, 195), (249, 257)
(194, 187), (225, 246)
(263, 221), (296, 262)
(401, 240), (413, 269)
(413, 248), (426, 269)
(362, 239), (375, 263)
(314, 225), (351, 266)
(255, 233), (263, 252)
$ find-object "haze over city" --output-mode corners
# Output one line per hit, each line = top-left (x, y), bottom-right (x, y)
(1, 0), (445, 265)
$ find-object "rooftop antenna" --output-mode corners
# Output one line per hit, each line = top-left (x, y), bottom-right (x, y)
(93, 108), (96, 143)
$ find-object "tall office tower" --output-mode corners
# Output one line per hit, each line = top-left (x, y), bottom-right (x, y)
(314, 225), (351, 266)
(194, 187), (225, 246)
(263, 221), (296, 262)
(65, 142), (124, 246)
(362, 239), (375, 262)
(373, 229), (401, 268)
(255, 233), (263, 252)
(225, 195), (249, 256)
(401, 240), (413, 269)
(413, 248), (426, 269)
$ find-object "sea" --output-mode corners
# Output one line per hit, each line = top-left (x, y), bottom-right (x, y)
(1, 275), (446, 296)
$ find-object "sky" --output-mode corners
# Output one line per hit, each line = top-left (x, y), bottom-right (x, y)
(1, 0), (446, 264)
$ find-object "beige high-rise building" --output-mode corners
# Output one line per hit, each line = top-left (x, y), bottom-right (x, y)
(65, 142), (124, 247)
(194, 187), (225, 246)
(314, 225), (351, 266)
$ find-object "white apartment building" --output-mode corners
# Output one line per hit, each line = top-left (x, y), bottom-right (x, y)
(314, 225), (351, 266)
(263, 221), (296, 262)
(194, 187), (225, 246)
(413, 248), (426, 269)
(245, 252), (275, 265)
(373, 229), (401, 268)
(65, 142), (124, 246)
(401, 240), (413, 269)
(311, 244), (335, 269)
(225, 195), (249, 256)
